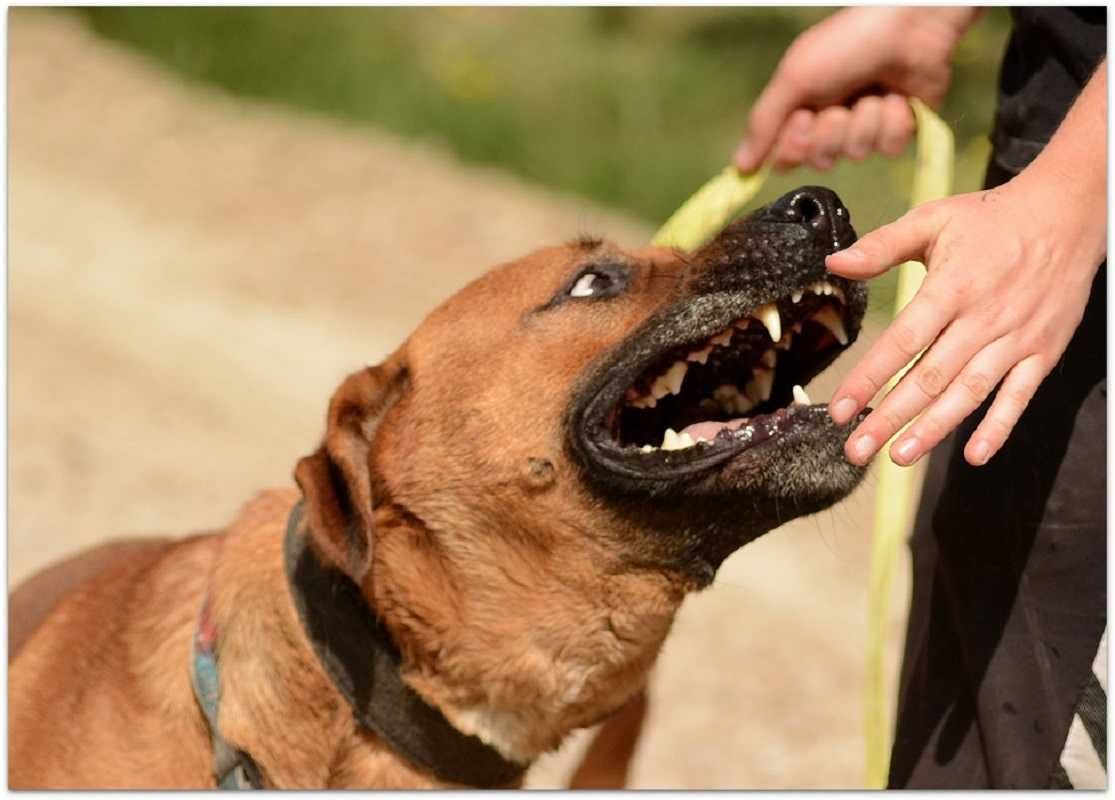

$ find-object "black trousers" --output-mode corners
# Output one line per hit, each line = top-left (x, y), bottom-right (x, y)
(887, 161), (1107, 789)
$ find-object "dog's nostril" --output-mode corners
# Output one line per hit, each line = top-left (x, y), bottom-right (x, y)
(793, 195), (823, 224)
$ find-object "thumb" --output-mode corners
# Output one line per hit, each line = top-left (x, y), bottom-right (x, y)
(733, 78), (801, 172)
(825, 203), (946, 278)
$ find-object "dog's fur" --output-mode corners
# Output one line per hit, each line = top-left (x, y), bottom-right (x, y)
(9, 189), (866, 788)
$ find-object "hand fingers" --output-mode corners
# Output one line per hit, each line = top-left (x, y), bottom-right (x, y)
(885, 336), (1018, 466)
(806, 107), (851, 170)
(829, 288), (953, 428)
(878, 93), (916, 156)
(841, 320), (985, 464)
(962, 355), (1050, 466)
(771, 109), (816, 171)
(845, 95), (883, 161)
(734, 70), (807, 172)
(825, 201), (948, 278)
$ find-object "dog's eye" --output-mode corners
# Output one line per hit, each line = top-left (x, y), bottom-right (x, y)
(565, 265), (627, 301)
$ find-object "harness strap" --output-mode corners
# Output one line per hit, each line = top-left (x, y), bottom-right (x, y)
(190, 598), (265, 790)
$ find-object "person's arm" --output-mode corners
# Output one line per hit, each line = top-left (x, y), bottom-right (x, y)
(826, 60), (1107, 467)
(733, 7), (981, 172)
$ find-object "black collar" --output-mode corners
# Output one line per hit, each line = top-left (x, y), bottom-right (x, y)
(283, 501), (527, 788)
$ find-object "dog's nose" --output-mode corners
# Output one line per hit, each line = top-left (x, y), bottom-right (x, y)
(762, 186), (854, 251)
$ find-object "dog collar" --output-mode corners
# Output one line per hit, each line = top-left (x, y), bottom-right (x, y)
(282, 500), (527, 788)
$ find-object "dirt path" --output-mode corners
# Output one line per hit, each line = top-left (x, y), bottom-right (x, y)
(9, 10), (912, 788)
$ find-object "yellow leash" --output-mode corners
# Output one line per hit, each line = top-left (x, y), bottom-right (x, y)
(651, 99), (954, 788)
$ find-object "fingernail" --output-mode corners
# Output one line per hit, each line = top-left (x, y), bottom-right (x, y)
(830, 396), (859, 424)
(733, 144), (754, 170)
(892, 436), (922, 466)
(849, 433), (877, 464)
(969, 440), (991, 466)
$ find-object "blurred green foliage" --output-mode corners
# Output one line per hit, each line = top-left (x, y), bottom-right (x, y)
(77, 7), (1011, 311)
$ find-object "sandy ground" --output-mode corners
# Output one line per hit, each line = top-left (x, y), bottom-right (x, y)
(9, 9), (914, 789)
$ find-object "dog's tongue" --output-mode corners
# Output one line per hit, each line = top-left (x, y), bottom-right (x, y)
(682, 418), (749, 443)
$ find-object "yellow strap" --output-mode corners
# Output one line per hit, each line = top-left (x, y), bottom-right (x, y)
(650, 98), (954, 789)
(862, 98), (953, 788)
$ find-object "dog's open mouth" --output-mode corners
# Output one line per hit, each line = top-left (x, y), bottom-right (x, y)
(569, 269), (865, 488)
(610, 279), (852, 454)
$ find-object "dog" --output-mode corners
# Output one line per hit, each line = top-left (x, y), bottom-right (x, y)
(9, 186), (868, 789)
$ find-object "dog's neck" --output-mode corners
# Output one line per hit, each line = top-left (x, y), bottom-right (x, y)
(282, 502), (526, 786)
(208, 491), (682, 784)
(365, 500), (686, 766)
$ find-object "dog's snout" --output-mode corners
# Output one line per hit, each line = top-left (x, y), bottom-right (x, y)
(764, 187), (855, 251)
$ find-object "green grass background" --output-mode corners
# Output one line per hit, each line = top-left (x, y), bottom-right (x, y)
(76, 7), (1012, 311)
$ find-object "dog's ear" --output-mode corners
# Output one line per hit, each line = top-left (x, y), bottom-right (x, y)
(293, 354), (407, 581)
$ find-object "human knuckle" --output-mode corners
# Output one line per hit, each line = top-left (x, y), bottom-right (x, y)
(983, 416), (1013, 442)
(916, 414), (945, 442)
(961, 371), (993, 401)
(891, 322), (922, 358)
(915, 363), (947, 397)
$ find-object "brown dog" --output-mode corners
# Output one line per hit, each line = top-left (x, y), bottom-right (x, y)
(9, 186), (868, 789)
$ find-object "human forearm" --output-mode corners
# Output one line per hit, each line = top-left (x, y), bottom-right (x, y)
(1013, 59), (1108, 266)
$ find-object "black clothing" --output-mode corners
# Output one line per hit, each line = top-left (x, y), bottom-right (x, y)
(888, 8), (1107, 789)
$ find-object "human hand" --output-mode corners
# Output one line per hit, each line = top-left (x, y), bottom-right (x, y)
(733, 7), (978, 173)
(824, 170), (1107, 468)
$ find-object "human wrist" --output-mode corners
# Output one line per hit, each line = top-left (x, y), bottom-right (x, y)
(1011, 162), (1107, 269)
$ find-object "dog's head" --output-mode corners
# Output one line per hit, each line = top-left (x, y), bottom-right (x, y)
(293, 186), (868, 756)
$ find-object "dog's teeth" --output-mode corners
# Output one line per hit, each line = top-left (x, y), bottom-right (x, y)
(661, 428), (697, 451)
(710, 329), (733, 347)
(665, 361), (688, 395)
(755, 303), (781, 343)
(820, 281), (833, 296)
(792, 384), (811, 406)
(650, 362), (686, 399)
(688, 345), (714, 365)
(640, 444), (656, 453)
(812, 305), (849, 345)
(791, 290), (803, 303)
(830, 284), (846, 303)
(760, 349), (777, 368)
(745, 369), (774, 403)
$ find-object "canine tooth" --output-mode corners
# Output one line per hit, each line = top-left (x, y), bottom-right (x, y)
(812, 305), (849, 345)
(760, 349), (777, 368)
(831, 284), (846, 303)
(792, 384), (811, 406)
(791, 290), (803, 303)
(746, 369), (774, 403)
(755, 303), (781, 343)
(710, 329), (733, 347)
(663, 361), (688, 395)
(661, 428), (696, 451)
(688, 345), (714, 365)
